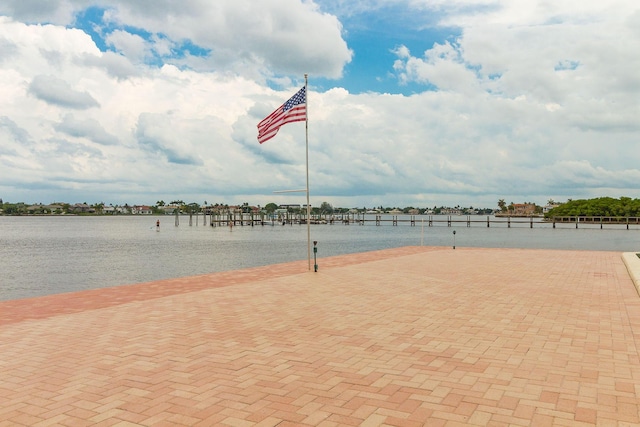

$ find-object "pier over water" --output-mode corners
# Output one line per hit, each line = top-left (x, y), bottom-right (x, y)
(199, 211), (640, 230)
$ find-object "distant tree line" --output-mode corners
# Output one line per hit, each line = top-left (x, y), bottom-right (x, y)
(0, 199), (496, 216)
(546, 197), (640, 217)
(7, 197), (640, 217)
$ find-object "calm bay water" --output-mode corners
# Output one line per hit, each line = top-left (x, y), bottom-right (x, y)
(1, 215), (638, 301)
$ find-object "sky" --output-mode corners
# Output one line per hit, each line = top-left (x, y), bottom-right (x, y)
(0, 0), (639, 210)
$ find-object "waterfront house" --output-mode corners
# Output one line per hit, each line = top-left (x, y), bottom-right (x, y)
(132, 205), (153, 215)
(512, 203), (536, 216)
(543, 204), (561, 214)
(71, 203), (95, 214)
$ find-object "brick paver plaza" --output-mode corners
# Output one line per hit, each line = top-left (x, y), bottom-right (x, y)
(1, 246), (640, 426)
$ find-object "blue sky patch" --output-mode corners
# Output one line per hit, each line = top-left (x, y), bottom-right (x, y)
(71, 6), (209, 68)
(555, 60), (580, 71)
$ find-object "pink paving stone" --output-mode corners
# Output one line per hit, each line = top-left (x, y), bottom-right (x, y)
(574, 406), (598, 424)
(1, 246), (640, 426)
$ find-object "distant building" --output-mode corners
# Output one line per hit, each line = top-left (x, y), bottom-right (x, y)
(71, 203), (95, 214)
(132, 205), (153, 214)
(439, 208), (462, 215)
(27, 204), (63, 214)
(512, 203), (536, 216)
(279, 204), (301, 210)
(162, 204), (180, 214)
(543, 204), (561, 214)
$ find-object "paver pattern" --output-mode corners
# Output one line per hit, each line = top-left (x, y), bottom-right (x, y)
(1, 246), (639, 426)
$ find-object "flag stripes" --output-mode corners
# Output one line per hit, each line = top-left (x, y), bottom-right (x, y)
(257, 86), (306, 144)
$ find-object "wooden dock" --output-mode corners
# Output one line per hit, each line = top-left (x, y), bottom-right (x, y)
(336, 215), (640, 229)
(184, 212), (640, 230)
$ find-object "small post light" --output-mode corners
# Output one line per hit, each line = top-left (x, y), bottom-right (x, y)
(313, 241), (318, 272)
(453, 230), (456, 249)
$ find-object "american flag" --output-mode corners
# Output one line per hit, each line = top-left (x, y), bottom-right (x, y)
(257, 86), (306, 144)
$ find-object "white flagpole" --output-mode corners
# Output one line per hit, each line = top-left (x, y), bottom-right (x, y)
(304, 74), (311, 271)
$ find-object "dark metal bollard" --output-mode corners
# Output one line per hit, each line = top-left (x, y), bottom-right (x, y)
(313, 241), (318, 272)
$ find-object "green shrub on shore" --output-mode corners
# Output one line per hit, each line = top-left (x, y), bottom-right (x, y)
(546, 197), (640, 218)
